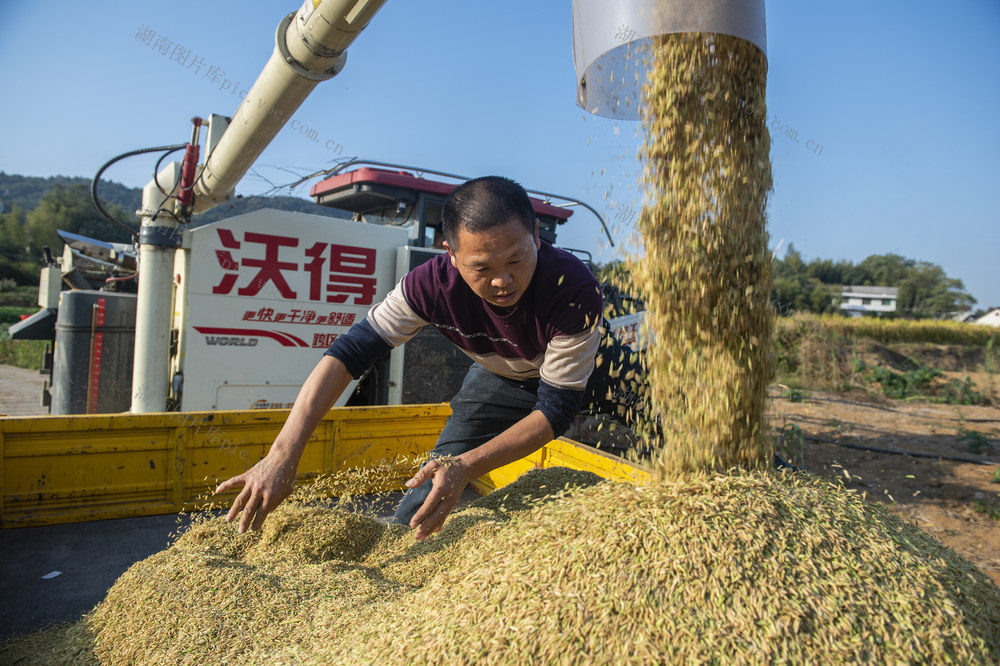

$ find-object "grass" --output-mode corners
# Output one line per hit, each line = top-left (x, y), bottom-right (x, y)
(973, 501), (1000, 521)
(778, 314), (998, 346)
(0, 334), (46, 370)
(940, 376), (983, 406)
(775, 423), (805, 467)
(854, 361), (941, 400)
(986, 337), (999, 374)
(958, 428), (994, 456)
(0, 290), (48, 370)
(0, 284), (39, 308)
(780, 387), (810, 403)
(841, 360), (982, 405)
(0, 305), (37, 329)
(769, 315), (996, 404)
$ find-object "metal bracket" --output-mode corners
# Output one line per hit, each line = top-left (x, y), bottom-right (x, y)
(276, 13), (347, 82)
(139, 226), (183, 247)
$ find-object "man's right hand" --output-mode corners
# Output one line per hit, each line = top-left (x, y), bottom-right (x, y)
(213, 355), (355, 533)
(215, 450), (298, 534)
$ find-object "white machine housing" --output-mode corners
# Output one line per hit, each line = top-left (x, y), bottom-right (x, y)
(173, 209), (407, 410)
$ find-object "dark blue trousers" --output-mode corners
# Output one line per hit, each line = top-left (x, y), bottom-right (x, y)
(392, 363), (539, 524)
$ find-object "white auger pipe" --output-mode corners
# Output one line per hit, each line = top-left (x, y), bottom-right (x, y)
(131, 0), (387, 413)
(131, 164), (182, 413)
(193, 0), (387, 212)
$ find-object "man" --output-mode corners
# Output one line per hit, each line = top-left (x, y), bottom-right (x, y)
(216, 176), (643, 540)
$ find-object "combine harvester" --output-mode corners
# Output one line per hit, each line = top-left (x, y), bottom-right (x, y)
(1, 0), (762, 529)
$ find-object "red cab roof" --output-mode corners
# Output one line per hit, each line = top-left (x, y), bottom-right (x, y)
(310, 167), (573, 220)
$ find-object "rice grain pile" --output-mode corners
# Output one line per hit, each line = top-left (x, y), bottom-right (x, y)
(0, 468), (601, 665)
(629, 32), (775, 477)
(326, 472), (1000, 665)
(6, 468), (998, 664)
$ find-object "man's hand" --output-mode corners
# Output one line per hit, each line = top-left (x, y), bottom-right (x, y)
(213, 355), (354, 534)
(215, 451), (298, 534)
(405, 457), (474, 541)
(404, 411), (556, 540)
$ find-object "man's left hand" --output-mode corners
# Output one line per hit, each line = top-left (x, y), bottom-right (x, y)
(405, 457), (473, 541)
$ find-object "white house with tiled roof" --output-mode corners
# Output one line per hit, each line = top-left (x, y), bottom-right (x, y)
(975, 308), (1000, 328)
(838, 285), (898, 318)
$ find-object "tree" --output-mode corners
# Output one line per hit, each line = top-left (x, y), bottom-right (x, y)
(0, 205), (37, 284)
(897, 262), (976, 318)
(771, 244), (812, 314)
(770, 247), (974, 319)
(808, 281), (837, 314)
(856, 254), (912, 287)
(25, 184), (133, 259)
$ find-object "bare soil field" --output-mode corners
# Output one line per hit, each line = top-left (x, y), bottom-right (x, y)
(769, 387), (1000, 585)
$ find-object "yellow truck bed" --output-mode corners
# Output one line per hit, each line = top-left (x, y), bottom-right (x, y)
(0, 405), (648, 528)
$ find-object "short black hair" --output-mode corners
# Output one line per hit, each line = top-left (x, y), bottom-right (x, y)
(441, 176), (535, 249)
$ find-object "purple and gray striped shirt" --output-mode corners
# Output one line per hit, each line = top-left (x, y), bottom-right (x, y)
(327, 241), (602, 434)
(373, 241), (602, 389)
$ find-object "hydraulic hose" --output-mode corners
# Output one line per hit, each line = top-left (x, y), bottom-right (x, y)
(90, 143), (188, 236)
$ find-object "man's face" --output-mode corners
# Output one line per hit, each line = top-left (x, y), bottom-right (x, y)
(443, 217), (541, 309)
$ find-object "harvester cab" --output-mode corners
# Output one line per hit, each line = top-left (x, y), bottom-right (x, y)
(308, 163), (574, 249)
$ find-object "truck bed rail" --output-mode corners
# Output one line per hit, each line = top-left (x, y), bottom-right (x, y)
(1, 405), (647, 528)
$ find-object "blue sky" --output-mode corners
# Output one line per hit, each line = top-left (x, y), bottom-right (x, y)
(1, 0), (997, 308)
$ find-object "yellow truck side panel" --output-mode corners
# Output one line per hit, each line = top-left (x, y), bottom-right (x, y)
(1, 406), (646, 528)
(472, 437), (650, 495)
(1, 406), (450, 527)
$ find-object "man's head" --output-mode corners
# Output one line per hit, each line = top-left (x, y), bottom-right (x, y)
(441, 176), (535, 247)
(441, 176), (541, 309)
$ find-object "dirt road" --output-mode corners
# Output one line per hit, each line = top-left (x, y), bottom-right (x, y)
(0, 364), (47, 417)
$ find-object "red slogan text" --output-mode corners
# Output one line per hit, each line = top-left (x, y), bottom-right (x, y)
(212, 230), (377, 305)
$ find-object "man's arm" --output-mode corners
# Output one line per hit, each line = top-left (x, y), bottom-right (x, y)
(404, 410), (555, 541)
(215, 281), (424, 533)
(214, 355), (353, 533)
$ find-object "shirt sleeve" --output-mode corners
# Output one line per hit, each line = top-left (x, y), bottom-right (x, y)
(539, 275), (603, 391)
(538, 326), (602, 390)
(532, 279), (603, 436)
(533, 380), (585, 438)
(366, 279), (429, 346)
(323, 279), (429, 379)
(324, 319), (392, 379)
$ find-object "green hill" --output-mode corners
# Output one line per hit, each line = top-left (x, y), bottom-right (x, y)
(0, 173), (352, 285)
(0, 172), (141, 214)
